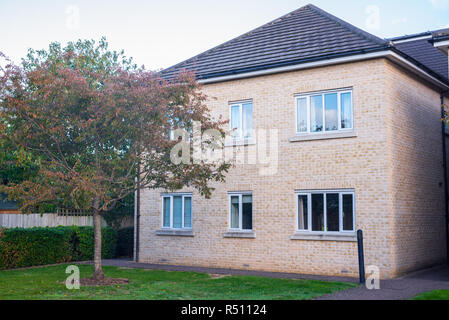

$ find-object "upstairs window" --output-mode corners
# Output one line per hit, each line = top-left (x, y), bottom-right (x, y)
(296, 89), (353, 135)
(230, 101), (253, 140)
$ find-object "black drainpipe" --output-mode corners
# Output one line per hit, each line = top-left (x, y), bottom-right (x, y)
(135, 161), (141, 262)
(441, 92), (449, 263)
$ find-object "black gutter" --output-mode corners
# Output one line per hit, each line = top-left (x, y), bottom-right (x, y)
(442, 93), (449, 263)
(433, 35), (449, 42)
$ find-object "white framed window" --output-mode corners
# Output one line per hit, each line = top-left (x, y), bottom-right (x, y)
(228, 192), (253, 231)
(161, 194), (192, 229)
(296, 190), (355, 233)
(295, 89), (353, 135)
(229, 101), (253, 140)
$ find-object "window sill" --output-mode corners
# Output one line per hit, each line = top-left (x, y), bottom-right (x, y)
(289, 131), (357, 142)
(290, 232), (356, 242)
(224, 139), (256, 147)
(223, 231), (256, 239)
(156, 229), (194, 237)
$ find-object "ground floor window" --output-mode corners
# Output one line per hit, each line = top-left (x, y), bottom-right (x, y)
(161, 194), (192, 229)
(229, 192), (253, 231)
(296, 190), (355, 233)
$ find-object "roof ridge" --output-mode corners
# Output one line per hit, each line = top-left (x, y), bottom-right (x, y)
(306, 4), (388, 47)
(388, 31), (432, 42)
(161, 5), (312, 75)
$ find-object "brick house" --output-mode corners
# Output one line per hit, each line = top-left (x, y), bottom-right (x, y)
(135, 4), (449, 279)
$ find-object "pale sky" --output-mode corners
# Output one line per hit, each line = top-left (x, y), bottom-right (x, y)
(1, 0), (449, 70)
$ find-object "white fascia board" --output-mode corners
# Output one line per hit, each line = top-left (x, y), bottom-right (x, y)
(434, 39), (449, 48)
(198, 50), (449, 91)
(434, 40), (449, 55)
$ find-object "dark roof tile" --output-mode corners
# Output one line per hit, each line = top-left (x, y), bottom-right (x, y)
(394, 39), (448, 82)
(161, 4), (448, 85)
(161, 4), (389, 80)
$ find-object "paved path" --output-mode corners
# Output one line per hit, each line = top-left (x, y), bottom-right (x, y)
(85, 259), (449, 300)
(317, 265), (449, 300)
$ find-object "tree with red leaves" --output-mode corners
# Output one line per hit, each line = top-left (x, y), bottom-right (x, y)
(0, 38), (230, 281)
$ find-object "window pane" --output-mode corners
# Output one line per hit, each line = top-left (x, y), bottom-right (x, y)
(343, 194), (354, 231)
(230, 196), (239, 229)
(311, 194), (324, 231)
(297, 98), (308, 133)
(163, 197), (170, 227)
(173, 196), (182, 228)
(341, 92), (353, 129)
(242, 195), (252, 230)
(310, 95), (323, 132)
(242, 103), (253, 139)
(184, 197), (192, 228)
(231, 105), (240, 138)
(326, 194), (339, 232)
(298, 195), (308, 230)
(325, 93), (338, 131)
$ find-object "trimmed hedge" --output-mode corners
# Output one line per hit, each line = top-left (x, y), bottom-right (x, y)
(116, 227), (134, 258)
(72, 226), (117, 261)
(0, 227), (73, 270)
(0, 226), (117, 270)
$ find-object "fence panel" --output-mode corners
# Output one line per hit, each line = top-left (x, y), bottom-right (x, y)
(0, 213), (106, 228)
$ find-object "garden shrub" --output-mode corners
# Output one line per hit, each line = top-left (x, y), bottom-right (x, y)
(0, 226), (117, 270)
(116, 227), (134, 258)
(71, 226), (117, 261)
(0, 227), (73, 270)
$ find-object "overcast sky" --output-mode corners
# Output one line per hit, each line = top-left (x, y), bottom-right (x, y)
(1, 0), (449, 70)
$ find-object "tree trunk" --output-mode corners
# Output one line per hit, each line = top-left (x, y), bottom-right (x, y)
(93, 198), (104, 281)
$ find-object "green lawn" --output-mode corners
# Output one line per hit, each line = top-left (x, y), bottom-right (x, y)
(412, 290), (449, 300)
(0, 264), (356, 300)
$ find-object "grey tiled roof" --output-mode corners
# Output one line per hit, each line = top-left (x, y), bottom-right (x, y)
(161, 4), (448, 85)
(161, 4), (389, 81)
(394, 39), (448, 82)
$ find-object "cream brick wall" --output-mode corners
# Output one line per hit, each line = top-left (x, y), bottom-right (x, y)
(384, 60), (447, 276)
(138, 58), (446, 279)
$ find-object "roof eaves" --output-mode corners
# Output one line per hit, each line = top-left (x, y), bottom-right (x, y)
(198, 45), (391, 80)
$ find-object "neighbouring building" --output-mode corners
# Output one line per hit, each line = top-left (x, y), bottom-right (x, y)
(135, 4), (449, 279)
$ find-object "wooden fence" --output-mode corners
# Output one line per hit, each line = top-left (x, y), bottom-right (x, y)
(0, 213), (107, 228)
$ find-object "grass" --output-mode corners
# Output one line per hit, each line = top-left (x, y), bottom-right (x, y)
(0, 264), (356, 300)
(412, 290), (449, 300)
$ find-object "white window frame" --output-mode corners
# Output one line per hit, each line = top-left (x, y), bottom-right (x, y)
(228, 192), (253, 231)
(295, 189), (355, 234)
(229, 100), (253, 141)
(294, 88), (353, 135)
(161, 193), (193, 230)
